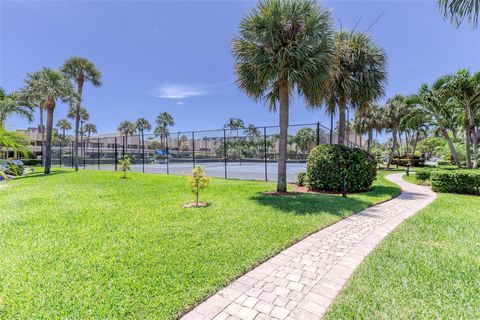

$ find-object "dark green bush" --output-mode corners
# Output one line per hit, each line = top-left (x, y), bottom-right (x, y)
(431, 170), (480, 195)
(297, 172), (307, 186)
(415, 168), (433, 182)
(19, 159), (42, 166)
(306, 144), (377, 192)
(391, 157), (425, 167)
(437, 160), (452, 166)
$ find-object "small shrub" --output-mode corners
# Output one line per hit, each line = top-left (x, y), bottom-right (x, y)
(415, 168), (434, 182)
(306, 145), (377, 193)
(431, 170), (480, 195)
(5, 162), (24, 176)
(187, 166), (211, 206)
(118, 155), (131, 179)
(437, 160), (452, 166)
(297, 172), (307, 186)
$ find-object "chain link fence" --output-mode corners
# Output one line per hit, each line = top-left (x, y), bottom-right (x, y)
(50, 122), (362, 182)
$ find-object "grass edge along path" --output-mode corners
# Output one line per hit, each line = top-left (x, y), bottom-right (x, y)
(324, 181), (480, 319)
(0, 169), (399, 319)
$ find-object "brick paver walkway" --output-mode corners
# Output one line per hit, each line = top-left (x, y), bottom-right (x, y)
(182, 173), (436, 320)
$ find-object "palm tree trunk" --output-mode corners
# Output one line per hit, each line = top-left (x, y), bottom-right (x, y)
(367, 129), (373, 154)
(412, 131), (419, 156)
(386, 129), (398, 170)
(338, 96), (346, 145)
(44, 105), (54, 174)
(442, 128), (461, 167)
(73, 79), (84, 172)
(473, 127), (479, 169)
(40, 105), (45, 165)
(277, 79), (289, 192)
(465, 104), (472, 168)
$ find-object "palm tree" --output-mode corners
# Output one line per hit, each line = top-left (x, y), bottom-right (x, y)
(0, 126), (30, 176)
(84, 123), (97, 150)
(383, 95), (409, 169)
(155, 112), (174, 148)
(324, 31), (387, 145)
(293, 127), (317, 154)
(445, 69), (480, 168)
(353, 104), (383, 154)
(407, 77), (463, 167)
(0, 88), (34, 125)
(56, 119), (72, 138)
(135, 118), (151, 154)
(118, 121), (136, 154)
(61, 57), (102, 172)
(21, 68), (74, 174)
(438, 0), (480, 27)
(233, 0), (334, 192)
(67, 106), (89, 122)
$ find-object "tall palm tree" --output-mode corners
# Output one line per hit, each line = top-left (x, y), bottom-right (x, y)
(56, 119), (72, 138)
(67, 106), (89, 122)
(84, 123), (97, 150)
(61, 57), (102, 172)
(155, 112), (174, 148)
(324, 31), (387, 145)
(118, 121), (136, 154)
(407, 77), (463, 167)
(353, 103), (383, 154)
(0, 88), (34, 125)
(438, 0), (480, 27)
(21, 68), (74, 174)
(135, 118), (151, 153)
(383, 95), (409, 169)
(233, 0), (334, 192)
(446, 69), (480, 168)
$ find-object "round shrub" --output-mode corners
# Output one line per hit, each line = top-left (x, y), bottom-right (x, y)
(306, 144), (377, 192)
(297, 172), (307, 186)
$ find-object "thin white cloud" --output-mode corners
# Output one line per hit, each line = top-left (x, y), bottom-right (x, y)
(150, 80), (233, 99)
(176, 101), (185, 105)
(151, 83), (208, 99)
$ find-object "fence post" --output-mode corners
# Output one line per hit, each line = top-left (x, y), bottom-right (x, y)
(59, 142), (62, 168)
(71, 141), (74, 167)
(97, 138), (100, 170)
(316, 121), (320, 146)
(142, 130), (145, 173)
(166, 134), (170, 174)
(264, 127), (268, 182)
(192, 131), (195, 168)
(114, 137), (118, 171)
(223, 129), (227, 179)
(83, 140), (86, 170)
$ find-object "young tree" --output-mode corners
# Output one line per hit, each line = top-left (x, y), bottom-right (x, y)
(136, 118), (151, 154)
(233, 0), (334, 192)
(187, 166), (211, 206)
(21, 68), (74, 174)
(118, 155), (131, 179)
(61, 57), (102, 172)
(353, 104), (383, 154)
(84, 123), (97, 150)
(293, 128), (317, 154)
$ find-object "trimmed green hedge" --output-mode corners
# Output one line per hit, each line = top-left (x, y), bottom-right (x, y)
(431, 170), (480, 195)
(306, 144), (377, 192)
(415, 166), (460, 183)
(19, 159), (42, 166)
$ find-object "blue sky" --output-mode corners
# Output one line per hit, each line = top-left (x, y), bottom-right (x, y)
(1, 0), (478, 136)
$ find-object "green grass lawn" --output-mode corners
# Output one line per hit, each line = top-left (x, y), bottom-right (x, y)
(325, 192), (480, 319)
(0, 170), (399, 319)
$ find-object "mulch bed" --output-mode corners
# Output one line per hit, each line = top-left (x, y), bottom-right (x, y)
(183, 202), (209, 208)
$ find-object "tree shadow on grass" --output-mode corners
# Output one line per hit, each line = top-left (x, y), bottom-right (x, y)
(251, 185), (400, 216)
(16, 169), (74, 181)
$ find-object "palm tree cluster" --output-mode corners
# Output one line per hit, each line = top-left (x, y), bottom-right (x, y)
(233, 0), (388, 191)
(352, 69), (480, 169)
